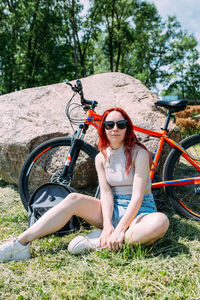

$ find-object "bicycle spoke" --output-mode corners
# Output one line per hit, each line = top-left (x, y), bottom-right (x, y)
(164, 134), (200, 220)
(19, 138), (99, 210)
(28, 146), (97, 197)
(174, 144), (200, 215)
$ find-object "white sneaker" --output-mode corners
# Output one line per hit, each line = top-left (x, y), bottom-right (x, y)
(68, 229), (102, 255)
(0, 238), (30, 261)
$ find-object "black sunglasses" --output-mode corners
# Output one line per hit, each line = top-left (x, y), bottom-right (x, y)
(103, 120), (128, 130)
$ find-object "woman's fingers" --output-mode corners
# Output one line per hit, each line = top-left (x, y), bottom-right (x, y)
(99, 235), (109, 248)
(99, 227), (115, 248)
(107, 239), (122, 251)
(106, 231), (125, 251)
(100, 228), (124, 250)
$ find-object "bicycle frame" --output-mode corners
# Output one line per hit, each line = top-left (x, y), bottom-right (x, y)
(81, 109), (200, 190)
(19, 82), (200, 218)
(133, 125), (200, 187)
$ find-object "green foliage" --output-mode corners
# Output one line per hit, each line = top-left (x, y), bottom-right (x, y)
(0, 0), (199, 99)
(163, 33), (200, 103)
(91, 0), (138, 72)
(0, 0), (75, 94)
(91, 0), (200, 96)
(164, 62), (200, 104)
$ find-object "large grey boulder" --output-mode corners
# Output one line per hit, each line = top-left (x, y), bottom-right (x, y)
(0, 72), (180, 186)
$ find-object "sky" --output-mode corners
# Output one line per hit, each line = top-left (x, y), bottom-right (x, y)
(150, 0), (200, 51)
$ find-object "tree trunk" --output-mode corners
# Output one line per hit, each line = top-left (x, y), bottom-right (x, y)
(71, 0), (79, 79)
(115, 44), (121, 72)
(106, 16), (114, 72)
(26, 0), (40, 86)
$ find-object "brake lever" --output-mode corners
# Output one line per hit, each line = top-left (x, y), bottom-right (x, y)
(66, 82), (72, 87)
(66, 82), (79, 93)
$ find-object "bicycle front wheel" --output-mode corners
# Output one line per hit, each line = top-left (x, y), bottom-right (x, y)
(19, 137), (99, 211)
(163, 134), (200, 221)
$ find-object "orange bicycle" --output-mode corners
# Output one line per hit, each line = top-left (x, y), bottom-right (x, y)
(19, 80), (200, 221)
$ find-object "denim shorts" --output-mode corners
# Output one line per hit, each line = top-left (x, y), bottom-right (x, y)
(111, 193), (157, 228)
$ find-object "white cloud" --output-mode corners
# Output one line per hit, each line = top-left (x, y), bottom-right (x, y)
(150, 0), (200, 46)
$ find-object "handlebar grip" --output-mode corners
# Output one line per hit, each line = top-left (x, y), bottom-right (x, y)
(76, 80), (85, 104)
(76, 80), (83, 92)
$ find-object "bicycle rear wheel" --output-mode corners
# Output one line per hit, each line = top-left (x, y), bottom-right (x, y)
(163, 134), (200, 221)
(19, 137), (99, 211)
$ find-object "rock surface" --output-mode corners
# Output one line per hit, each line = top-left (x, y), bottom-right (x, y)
(0, 72), (180, 186)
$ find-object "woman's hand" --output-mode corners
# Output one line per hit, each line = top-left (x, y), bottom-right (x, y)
(99, 225), (114, 249)
(107, 228), (125, 251)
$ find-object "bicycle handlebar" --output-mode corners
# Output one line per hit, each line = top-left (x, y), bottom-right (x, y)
(76, 80), (84, 105)
(66, 80), (98, 110)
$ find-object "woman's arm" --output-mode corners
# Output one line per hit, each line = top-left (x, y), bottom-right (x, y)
(95, 153), (115, 247)
(107, 148), (150, 250)
(117, 148), (150, 230)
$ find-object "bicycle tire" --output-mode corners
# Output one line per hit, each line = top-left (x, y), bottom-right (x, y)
(163, 134), (200, 221)
(19, 137), (99, 211)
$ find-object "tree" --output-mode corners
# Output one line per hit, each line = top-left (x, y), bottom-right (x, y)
(66, 0), (101, 78)
(91, 0), (137, 72)
(0, 0), (24, 93)
(91, 0), (200, 98)
(19, 0), (75, 88)
(163, 34), (200, 103)
(119, 5), (199, 93)
(0, 0), (75, 94)
(163, 63), (200, 104)
(0, 0), (199, 99)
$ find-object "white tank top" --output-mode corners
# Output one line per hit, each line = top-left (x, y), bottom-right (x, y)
(105, 145), (151, 195)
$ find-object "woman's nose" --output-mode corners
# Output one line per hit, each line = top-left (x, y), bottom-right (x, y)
(113, 124), (118, 130)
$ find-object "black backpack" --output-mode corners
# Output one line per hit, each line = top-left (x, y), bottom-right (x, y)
(28, 183), (80, 234)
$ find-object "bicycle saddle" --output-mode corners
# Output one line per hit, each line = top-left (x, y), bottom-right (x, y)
(155, 99), (188, 112)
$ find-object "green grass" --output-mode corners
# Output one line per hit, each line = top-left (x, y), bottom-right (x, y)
(0, 179), (200, 299)
(181, 128), (200, 138)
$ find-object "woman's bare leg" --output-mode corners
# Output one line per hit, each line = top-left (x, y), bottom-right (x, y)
(18, 193), (103, 245)
(125, 212), (169, 245)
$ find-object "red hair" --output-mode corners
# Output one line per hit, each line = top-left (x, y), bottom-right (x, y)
(97, 107), (152, 175)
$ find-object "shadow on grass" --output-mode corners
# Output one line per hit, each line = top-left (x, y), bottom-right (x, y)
(0, 178), (8, 187)
(169, 215), (200, 241)
(0, 178), (18, 192)
(152, 192), (200, 245)
(149, 237), (190, 258)
(148, 213), (199, 259)
(161, 198), (200, 239)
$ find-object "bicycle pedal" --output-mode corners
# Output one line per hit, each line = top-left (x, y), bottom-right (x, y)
(195, 186), (200, 194)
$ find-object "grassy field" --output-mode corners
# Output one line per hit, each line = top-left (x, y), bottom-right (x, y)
(0, 179), (200, 299)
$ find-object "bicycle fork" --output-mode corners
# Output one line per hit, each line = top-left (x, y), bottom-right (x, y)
(58, 125), (85, 184)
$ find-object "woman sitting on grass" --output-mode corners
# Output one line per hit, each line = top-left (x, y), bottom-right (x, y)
(0, 107), (169, 261)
